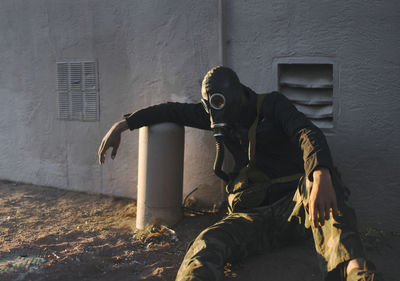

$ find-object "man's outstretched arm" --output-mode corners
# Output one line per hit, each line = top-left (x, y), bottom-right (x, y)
(98, 102), (210, 164)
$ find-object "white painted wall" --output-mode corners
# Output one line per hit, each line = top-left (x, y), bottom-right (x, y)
(1, 0), (399, 230)
(0, 0), (222, 201)
(223, 0), (400, 230)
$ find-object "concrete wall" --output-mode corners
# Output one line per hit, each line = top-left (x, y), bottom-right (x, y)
(0, 0), (222, 201)
(1, 0), (399, 230)
(223, 0), (400, 230)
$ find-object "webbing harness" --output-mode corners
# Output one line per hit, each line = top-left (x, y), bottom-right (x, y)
(227, 94), (302, 213)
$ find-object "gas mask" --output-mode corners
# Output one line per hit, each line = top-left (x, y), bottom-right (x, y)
(201, 66), (249, 183)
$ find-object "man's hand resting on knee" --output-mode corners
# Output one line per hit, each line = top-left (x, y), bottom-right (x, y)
(309, 168), (338, 228)
(98, 120), (129, 164)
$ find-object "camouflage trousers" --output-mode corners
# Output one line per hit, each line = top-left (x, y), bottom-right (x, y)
(175, 173), (365, 281)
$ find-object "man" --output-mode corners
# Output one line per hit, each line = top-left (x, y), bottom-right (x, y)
(98, 66), (378, 281)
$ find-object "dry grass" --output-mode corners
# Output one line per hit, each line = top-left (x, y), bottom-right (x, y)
(0, 180), (218, 281)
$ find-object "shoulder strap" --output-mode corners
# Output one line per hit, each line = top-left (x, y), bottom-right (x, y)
(245, 93), (303, 184)
(247, 94), (267, 168)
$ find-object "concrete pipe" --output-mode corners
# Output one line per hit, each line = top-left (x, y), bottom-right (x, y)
(136, 123), (185, 230)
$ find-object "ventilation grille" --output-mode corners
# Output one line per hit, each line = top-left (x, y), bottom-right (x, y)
(56, 61), (99, 121)
(278, 64), (333, 129)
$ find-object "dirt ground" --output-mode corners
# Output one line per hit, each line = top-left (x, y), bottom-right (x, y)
(0, 180), (399, 281)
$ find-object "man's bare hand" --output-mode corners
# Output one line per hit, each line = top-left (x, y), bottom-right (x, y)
(98, 120), (129, 164)
(308, 168), (338, 228)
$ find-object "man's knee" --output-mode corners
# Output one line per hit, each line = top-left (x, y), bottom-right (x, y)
(190, 226), (235, 257)
(176, 226), (234, 281)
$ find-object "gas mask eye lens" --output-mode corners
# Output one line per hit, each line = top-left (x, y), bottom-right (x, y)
(209, 93), (226, 110)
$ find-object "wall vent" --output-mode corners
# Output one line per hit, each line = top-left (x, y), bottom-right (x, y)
(56, 61), (99, 121)
(275, 61), (335, 129)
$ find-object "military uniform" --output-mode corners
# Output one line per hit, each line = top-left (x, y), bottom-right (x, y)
(124, 91), (366, 281)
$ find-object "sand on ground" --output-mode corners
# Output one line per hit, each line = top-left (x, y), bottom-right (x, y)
(0, 180), (398, 281)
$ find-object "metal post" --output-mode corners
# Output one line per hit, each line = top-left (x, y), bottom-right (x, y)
(136, 123), (185, 230)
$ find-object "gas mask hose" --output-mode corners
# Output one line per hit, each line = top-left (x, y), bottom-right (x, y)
(213, 136), (230, 183)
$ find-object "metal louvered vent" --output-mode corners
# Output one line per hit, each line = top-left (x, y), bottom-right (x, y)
(278, 63), (333, 129)
(56, 61), (99, 121)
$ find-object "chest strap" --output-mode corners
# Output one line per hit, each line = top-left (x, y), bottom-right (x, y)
(247, 94), (302, 184)
(247, 94), (266, 168)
